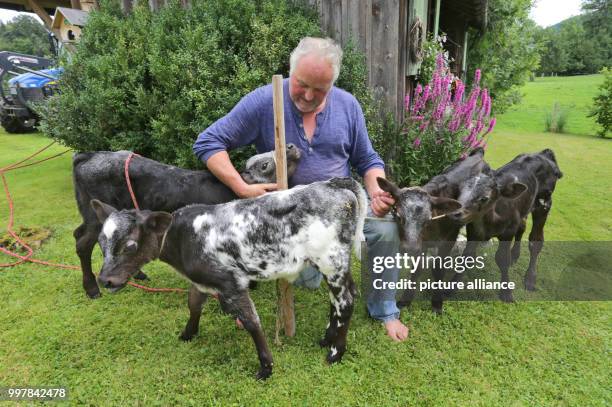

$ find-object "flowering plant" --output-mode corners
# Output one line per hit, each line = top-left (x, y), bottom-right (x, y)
(391, 54), (496, 186)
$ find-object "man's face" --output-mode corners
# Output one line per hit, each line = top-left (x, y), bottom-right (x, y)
(289, 54), (334, 113)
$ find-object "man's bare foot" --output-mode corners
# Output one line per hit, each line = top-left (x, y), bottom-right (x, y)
(384, 319), (409, 342)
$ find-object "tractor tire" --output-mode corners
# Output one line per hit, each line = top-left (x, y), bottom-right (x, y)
(0, 115), (36, 134)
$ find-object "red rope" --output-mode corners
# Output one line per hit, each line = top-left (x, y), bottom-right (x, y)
(124, 152), (140, 210)
(0, 144), (186, 294)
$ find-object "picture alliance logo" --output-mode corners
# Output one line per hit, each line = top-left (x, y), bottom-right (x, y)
(371, 253), (487, 274)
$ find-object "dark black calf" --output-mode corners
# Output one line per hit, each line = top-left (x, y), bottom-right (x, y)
(459, 149), (563, 302)
(73, 146), (300, 298)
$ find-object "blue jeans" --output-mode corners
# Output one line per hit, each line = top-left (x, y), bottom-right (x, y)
(293, 206), (401, 323)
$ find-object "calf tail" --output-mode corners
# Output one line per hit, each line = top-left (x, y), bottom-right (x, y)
(352, 180), (367, 259)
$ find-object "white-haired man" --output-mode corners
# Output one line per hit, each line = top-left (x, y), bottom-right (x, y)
(193, 37), (408, 342)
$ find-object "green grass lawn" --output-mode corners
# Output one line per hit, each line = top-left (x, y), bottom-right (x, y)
(0, 75), (610, 405)
(497, 74), (605, 136)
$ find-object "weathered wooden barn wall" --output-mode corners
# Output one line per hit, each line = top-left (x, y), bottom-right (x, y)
(305, 0), (408, 120)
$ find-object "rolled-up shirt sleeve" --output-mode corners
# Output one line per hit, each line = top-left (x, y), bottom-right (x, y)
(349, 101), (385, 176)
(193, 89), (264, 163)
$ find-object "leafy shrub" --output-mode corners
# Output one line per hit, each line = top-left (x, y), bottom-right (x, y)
(588, 67), (611, 137)
(544, 102), (569, 133)
(389, 55), (496, 186)
(39, 0), (378, 169)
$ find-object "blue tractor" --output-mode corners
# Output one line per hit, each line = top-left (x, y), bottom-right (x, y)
(0, 51), (62, 133)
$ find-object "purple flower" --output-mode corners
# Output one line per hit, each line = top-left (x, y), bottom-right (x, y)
(474, 69), (481, 85)
(404, 93), (410, 111)
(436, 53), (445, 70)
(413, 137), (422, 148)
(484, 117), (496, 135)
(453, 80), (465, 104)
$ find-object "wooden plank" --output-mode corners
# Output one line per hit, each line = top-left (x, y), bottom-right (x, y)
(347, 0), (364, 52)
(370, 0), (399, 117)
(25, 0), (52, 29)
(364, 0), (372, 84)
(397, 0), (407, 121)
(341, 0), (349, 45)
(271, 75), (295, 341)
(332, 0), (342, 41)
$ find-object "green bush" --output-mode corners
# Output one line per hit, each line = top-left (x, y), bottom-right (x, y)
(39, 0), (378, 169)
(544, 102), (569, 133)
(588, 67), (611, 137)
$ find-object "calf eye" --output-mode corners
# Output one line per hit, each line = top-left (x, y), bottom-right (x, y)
(261, 162), (269, 171)
(479, 196), (489, 203)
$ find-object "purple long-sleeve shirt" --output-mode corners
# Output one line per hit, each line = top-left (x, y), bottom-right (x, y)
(193, 79), (384, 187)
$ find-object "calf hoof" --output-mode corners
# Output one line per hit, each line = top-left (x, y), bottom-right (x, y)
(326, 346), (345, 364)
(179, 331), (196, 342)
(499, 290), (515, 303)
(255, 367), (273, 381)
(248, 281), (258, 290)
(396, 300), (412, 309)
(134, 270), (149, 280)
(318, 337), (331, 348)
(86, 287), (101, 299)
(524, 276), (536, 291)
(431, 305), (443, 315)
(431, 300), (443, 314)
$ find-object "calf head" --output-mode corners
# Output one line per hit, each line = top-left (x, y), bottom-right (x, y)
(377, 178), (461, 253)
(90, 200), (172, 292)
(241, 143), (301, 184)
(448, 169), (527, 224)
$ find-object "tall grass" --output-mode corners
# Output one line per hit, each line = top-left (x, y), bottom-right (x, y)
(544, 101), (569, 133)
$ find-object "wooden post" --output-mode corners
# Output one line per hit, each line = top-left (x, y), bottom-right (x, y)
(272, 75), (295, 342)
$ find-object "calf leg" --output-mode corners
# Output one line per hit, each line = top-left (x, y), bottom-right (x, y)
(74, 223), (101, 299)
(134, 270), (149, 280)
(510, 219), (526, 266)
(320, 272), (356, 364)
(525, 207), (549, 291)
(218, 290), (273, 380)
(179, 285), (209, 341)
(431, 241), (455, 314)
(397, 265), (423, 309)
(495, 239), (514, 302)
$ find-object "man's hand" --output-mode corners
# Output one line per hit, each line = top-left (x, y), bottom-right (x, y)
(370, 189), (395, 217)
(236, 183), (278, 198)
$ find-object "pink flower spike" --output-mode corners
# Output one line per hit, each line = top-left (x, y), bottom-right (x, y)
(413, 137), (422, 148)
(474, 69), (481, 85)
(404, 93), (410, 110)
(485, 117), (497, 134)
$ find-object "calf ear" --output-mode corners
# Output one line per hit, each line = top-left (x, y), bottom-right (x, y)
(90, 200), (117, 224)
(430, 196), (462, 215)
(500, 182), (527, 199)
(376, 177), (401, 200)
(145, 212), (173, 235)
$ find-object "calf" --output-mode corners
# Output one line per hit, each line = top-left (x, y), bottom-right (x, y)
(455, 149), (563, 302)
(73, 145), (300, 298)
(91, 177), (367, 380)
(376, 149), (491, 312)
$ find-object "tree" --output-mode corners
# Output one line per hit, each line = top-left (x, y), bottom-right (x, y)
(466, 0), (541, 113)
(588, 67), (612, 137)
(0, 15), (52, 57)
(581, 0), (611, 71)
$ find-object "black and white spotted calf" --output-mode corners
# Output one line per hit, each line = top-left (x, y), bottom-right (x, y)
(90, 177), (367, 380)
(72, 145), (300, 299)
